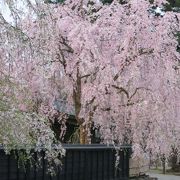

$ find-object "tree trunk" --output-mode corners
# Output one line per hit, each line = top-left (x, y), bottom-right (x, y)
(171, 154), (178, 171)
(79, 125), (88, 144)
(73, 67), (93, 144)
(170, 147), (178, 171)
(79, 126), (85, 144)
(162, 155), (166, 174)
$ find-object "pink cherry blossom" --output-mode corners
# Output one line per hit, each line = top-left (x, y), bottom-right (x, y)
(0, 0), (180, 160)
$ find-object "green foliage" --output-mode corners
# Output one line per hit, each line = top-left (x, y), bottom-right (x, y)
(68, 127), (80, 143)
(100, 0), (113, 4)
(149, 0), (155, 4)
(164, 0), (180, 11)
(168, 0), (180, 7)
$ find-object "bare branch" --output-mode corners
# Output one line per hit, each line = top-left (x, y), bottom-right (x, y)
(81, 74), (91, 79)
(112, 85), (129, 98)
(129, 87), (151, 101)
(59, 35), (74, 53)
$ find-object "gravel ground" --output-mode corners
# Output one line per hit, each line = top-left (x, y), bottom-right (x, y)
(147, 172), (180, 180)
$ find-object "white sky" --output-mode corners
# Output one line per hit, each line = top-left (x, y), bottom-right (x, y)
(0, 1), (13, 24)
(0, 0), (36, 25)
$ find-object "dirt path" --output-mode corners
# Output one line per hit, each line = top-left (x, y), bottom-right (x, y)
(148, 172), (180, 180)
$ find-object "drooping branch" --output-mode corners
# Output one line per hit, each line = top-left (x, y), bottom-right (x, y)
(112, 86), (152, 107)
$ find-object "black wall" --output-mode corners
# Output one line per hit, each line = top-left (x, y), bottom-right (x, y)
(0, 144), (131, 180)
